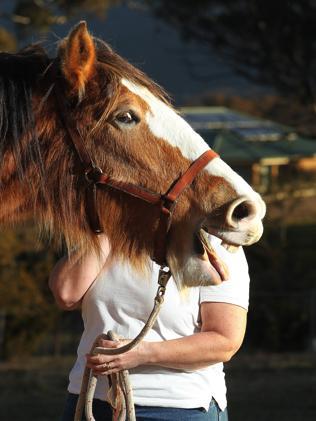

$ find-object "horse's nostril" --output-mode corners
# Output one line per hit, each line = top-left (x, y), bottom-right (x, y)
(232, 201), (254, 221)
(227, 198), (258, 227)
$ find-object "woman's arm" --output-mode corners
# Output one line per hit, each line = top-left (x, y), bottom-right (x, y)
(49, 236), (110, 310)
(147, 301), (247, 369)
(87, 301), (247, 373)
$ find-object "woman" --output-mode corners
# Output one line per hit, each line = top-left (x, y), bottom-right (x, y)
(49, 235), (250, 421)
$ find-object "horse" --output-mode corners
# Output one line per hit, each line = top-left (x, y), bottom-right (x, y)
(0, 21), (266, 289)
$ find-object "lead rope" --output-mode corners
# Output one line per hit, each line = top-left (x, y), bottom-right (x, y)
(74, 267), (171, 421)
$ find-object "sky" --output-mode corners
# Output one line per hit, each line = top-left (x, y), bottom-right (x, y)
(1, 2), (263, 105)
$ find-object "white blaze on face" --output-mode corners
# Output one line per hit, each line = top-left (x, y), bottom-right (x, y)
(122, 79), (258, 200)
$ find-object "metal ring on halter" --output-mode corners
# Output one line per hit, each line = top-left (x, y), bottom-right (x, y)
(84, 165), (103, 184)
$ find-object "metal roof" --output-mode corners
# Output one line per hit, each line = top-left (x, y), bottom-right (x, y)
(181, 107), (316, 164)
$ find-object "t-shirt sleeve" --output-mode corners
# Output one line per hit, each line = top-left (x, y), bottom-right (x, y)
(199, 236), (250, 310)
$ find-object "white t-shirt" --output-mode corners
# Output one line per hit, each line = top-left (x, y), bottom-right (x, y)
(68, 236), (250, 411)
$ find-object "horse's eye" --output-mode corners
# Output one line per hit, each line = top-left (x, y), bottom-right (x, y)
(115, 111), (138, 125)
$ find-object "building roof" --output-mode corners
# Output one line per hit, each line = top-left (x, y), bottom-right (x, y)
(181, 107), (316, 165)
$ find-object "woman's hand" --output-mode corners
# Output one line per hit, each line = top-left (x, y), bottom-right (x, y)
(86, 338), (150, 375)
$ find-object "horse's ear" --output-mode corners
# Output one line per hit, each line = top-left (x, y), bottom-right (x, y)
(59, 21), (96, 96)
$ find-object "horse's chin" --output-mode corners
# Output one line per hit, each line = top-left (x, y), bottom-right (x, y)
(171, 257), (225, 288)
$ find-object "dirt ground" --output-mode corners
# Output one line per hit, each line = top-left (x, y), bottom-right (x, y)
(0, 353), (315, 421)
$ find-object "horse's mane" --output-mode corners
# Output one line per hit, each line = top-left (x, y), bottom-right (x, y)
(0, 45), (49, 178)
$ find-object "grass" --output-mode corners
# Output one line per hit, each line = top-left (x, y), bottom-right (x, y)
(0, 353), (316, 420)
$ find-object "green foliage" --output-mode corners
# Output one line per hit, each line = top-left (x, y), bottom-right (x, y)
(0, 27), (17, 52)
(146, 0), (316, 102)
(0, 224), (60, 359)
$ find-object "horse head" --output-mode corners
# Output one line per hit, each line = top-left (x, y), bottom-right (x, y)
(0, 22), (265, 288)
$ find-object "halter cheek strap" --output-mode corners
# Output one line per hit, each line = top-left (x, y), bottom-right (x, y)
(152, 149), (218, 265)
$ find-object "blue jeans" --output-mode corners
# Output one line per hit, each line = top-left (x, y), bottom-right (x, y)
(61, 393), (228, 420)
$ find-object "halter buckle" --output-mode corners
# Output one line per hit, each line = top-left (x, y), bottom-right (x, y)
(84, 166), (103, 184)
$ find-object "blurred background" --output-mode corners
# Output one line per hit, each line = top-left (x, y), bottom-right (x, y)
(0, 1), (316, 420)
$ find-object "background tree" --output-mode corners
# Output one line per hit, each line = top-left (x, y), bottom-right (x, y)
(142, 0), (316, 135)
(0, 0), (119, 51)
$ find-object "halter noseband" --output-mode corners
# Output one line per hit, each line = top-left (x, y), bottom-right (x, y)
(53, 80), (218, 267)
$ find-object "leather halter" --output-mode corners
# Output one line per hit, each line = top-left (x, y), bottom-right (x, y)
(53, 80), (218, 266)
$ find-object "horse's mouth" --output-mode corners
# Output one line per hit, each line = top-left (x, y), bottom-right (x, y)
(193, 229), (239, 284)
